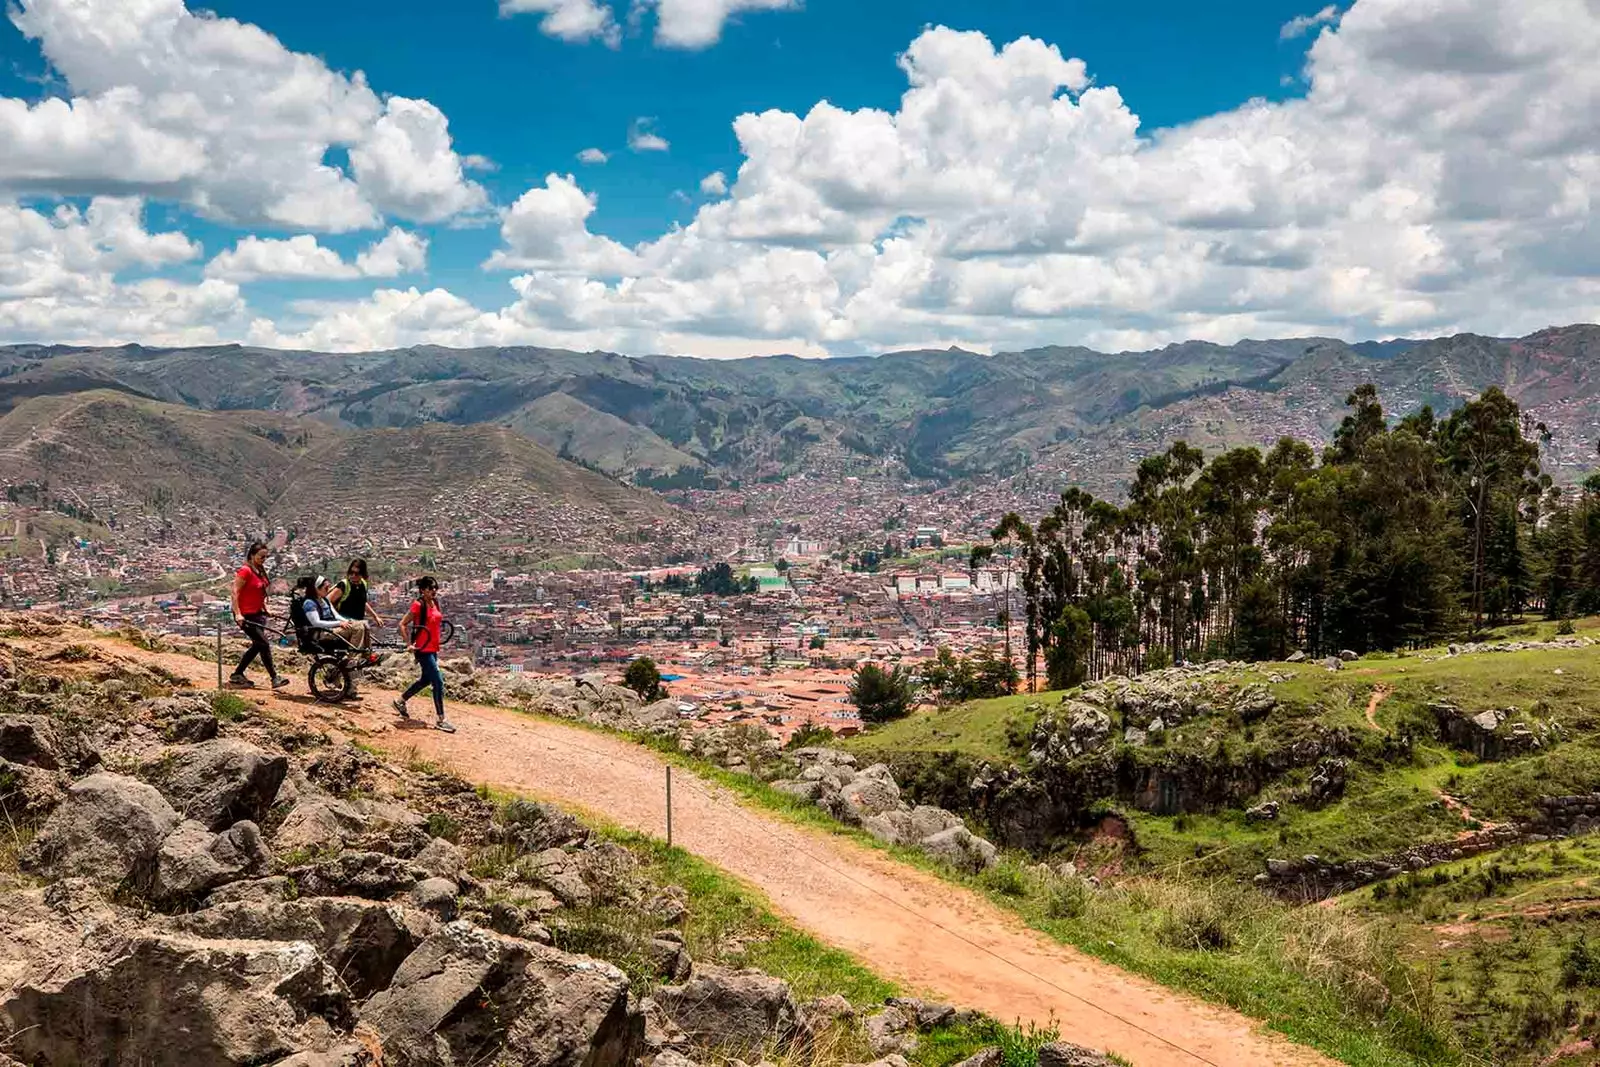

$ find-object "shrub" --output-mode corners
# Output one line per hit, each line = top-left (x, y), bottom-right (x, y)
(1157, 895), (1235, 952)
(1045, 878), (1089, 920)
(984, 1016), (1061, 1067)
(980, 862), (1030, 898)
(210, 690), (253, 722)
(426, 812), (461, 842)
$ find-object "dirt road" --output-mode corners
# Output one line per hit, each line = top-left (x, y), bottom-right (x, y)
(65, 635), (1336, 1067)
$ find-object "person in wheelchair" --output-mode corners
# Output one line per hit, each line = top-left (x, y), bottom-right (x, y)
(291, 576), (372, 656)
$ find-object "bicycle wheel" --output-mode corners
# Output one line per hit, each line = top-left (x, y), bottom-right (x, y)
(439, 619), (456, 647)
(308, 658), (353, 704)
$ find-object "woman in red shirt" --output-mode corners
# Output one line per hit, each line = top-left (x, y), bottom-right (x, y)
(393, 576), (455, 732)
(230, 541), (288, 690)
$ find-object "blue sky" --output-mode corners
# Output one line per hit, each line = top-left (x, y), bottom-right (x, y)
(0, 0), (1323, 316)
(0, 0), (1594, 356)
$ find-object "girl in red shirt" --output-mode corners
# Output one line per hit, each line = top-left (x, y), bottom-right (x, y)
(230, 541), (288, 690)
(394, 576), (455, 732)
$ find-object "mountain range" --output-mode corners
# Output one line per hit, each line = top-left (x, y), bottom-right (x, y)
(2, 324), (1597, 502)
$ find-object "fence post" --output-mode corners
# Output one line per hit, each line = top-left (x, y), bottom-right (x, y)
(216, 625), (224, 693)
(666, 766), (673, 848)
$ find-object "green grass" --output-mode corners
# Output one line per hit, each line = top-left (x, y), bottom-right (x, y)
(210, 690), (254, 723)
(838, 691), (1044, 763)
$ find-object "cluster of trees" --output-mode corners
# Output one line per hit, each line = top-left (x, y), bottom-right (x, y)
(642, 563), (758, 597)
(976, 385), (1573, 689)
(919, 646), (1019, 704)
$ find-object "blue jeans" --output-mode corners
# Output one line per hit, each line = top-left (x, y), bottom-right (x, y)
(403, 652), (445, 718)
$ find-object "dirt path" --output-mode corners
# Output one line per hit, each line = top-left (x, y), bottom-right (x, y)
(1363, 686), (1390, 731)
(54, 635), (1336, 1067)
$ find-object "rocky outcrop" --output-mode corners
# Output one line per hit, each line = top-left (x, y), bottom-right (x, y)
(771, 748), (999, 871)
(651, 966), (801, 1052)
(153, 819), (271, 901)
(153, 738), (289, 831)
(1431, 701), (1560, 761)
(22, 772), (180, 883)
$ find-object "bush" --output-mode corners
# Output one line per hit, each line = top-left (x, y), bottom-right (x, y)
(211, 691), (253, 722)
(850, 663), (919, 724)
(1045, 878), (1090, 919)
(984, 1016), (1061, 1067)
(979, 862), (1030, 897)
(623, 657), (666, 702)
(785, 724), (836, 750)
(1157, 895), (1235, 952)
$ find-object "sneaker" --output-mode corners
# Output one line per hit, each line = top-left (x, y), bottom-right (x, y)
(392, 698), (410, 720)
(435, 718), (457, 734)
(228, 674), (256, 689)
(269, 676), (290, 690)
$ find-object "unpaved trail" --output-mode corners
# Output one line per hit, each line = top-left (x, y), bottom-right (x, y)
(1363, 686), (1391, 731)
(43, 633), (1337, 1067)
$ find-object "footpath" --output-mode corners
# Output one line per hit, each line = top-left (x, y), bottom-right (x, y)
(73, 634), (1336, 1067)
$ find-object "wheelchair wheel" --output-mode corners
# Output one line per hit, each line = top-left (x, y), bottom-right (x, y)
(439, 619), (456, 647)
(308, 657), (353, 704)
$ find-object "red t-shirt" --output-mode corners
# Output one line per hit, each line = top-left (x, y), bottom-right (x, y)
(408, 599), (442, 654)
(236, 565), (268, 616)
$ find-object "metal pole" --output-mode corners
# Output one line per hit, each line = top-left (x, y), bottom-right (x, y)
(216, 625), (224, 692)
(665, 766), (673, 848)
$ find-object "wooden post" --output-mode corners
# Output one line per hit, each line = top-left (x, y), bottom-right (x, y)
(666, 766), (673, 848)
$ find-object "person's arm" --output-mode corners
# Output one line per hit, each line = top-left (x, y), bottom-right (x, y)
(366, 601), (383, 627)
(400, 602), (416, 647)
(231, 570), (246, 625)
(328, 582), (345, 610)
(306, 601), (342, 631)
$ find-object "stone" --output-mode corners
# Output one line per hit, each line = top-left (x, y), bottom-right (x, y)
(1286, 651), (1308, 663)
(274, 793), (372, 855)
(648, 935), (693, 981)
(173, 896), (436, 1000)
(413, 836), (467, 880)
(165, 714), (220, 744)
(440, 657), (474, 677)
(652, 1052), (699, 1067)
(1037, 1041), (1121, 1067)
(0, 715), (63, 769)
(953, 1050), (1003, 1067)
(864, 1006), (917, 1055)
(771, 779), (823, 802)
(888, 996), (955, 1030)
(275, 1045), (376, 1067)
(861, 810), (914, 846)
(204, 876), (294, 907)
(1338, 650), (1358, 662)
(801, 993), (854, 1030)
(361, 921), (641, 1067)
(1323, 657), (1343, 671)
(920, 826), (999, 873)
(156, 738), (288, 831)
(409, 877), (460, 920)
(652, 966), (802, 1052)
(290, 851), (425, 900)
(22, 772), (180, 884)
(1245, 801), (1280, 823)
(0, 757), (69, 823)
(907, 806), (964, 841)
(646, 885), (690, 926)
(827, 774), (902, 824)
(154, 819), (272, 900)
(530, 848), (593, 906)
(1, 930), (354, 1066)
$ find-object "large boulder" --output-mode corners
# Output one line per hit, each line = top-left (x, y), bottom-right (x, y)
(1036, 1041), (1122, 1067)
(274, 792), (371, 855)
(824, 771), (902, 825)
(651, 966), (801, 1053)
(920, 826), (999, 873)
(22, 773), (180, 884)
(1, 930), (354, 1066)
(289, 851), (425, 900)
(0, 716), (64, 770)
(155, 739), (288, 831)
(173, 896), (437, 999)
(361, 921), (641, 1067)
(0, 757), (69, 824)
(154, 819), (272, 901)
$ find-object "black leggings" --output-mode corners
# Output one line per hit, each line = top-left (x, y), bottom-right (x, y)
(236, 613), (276, 678)
(403, 652), (445, 718)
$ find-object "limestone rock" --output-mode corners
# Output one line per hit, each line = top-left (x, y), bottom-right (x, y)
(0, 715), (64, 769)
(0, 757), (69, 823)
(863, 1006), (916, 1056)
(1036, 1041), (1122, 1067)
(408, 877), (460, 921)
(274, 792), (370, 855)
(164, 714), (220, 744)
(920, 826), (999, 873)
(289, 851), (425, 901)
(156, 738), (288, 831)
(22, 772), (180, 884)
(651, 966), (801, 1052)
(154, 819), (271, 901)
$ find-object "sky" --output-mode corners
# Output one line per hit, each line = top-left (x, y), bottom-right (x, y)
(0, 0), (1597, 357)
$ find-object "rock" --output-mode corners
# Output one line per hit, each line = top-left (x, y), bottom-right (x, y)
(530, 848), (593, 906)
(290, 851), (425, 900)
(864, 1006), (917, 1055)
(172, 896), (436, 999)
(826, 773), (902, 824)
(1338, 650), (1358, 662)
(771, 779), (823, 802)
(641, 997), (690, 1055)
(1, 930), (354, 1066)
(440, 657), (474, 677)
(1245, 801), (1280, 823)
(204, 876), (294, 907)
(646, 885), (690, 926)
(920, 826), (999, 873)
(907, 806), (964, 840)
(652, 966), (801, 1052)
(952, 1050), (1003, 1067)
(1323, 657), (1344, 671)
(648, 935), (693, 981)
(22, 772), (180, 883)
(0, 715), (63, 769)
(800, 993), (854, 1030)
(1286, 651), (1308, 663)
(0, 757), (69, 823)
(155, 819), (271, 900)
(1037, 1041), (1121, 1067)
(275, 793), (371, 855)
(165, 714), (220, 744)
(305, 745), (377, 796)
(275, 1045), (377, 1066)
(651, 1052), (699, 1067)
(413, 836), (467, 880)
(887, 996), (955, 1030)
(361, 921), (641, 1067)
(155, 739), (288, 831)
(861, 810), (914, 846)
(409, 877), (460, 920)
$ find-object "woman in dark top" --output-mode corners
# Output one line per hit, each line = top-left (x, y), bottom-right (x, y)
(329, 558), (383, 629)
(230, 541), (288, 690)
(393, 576), (455, 732)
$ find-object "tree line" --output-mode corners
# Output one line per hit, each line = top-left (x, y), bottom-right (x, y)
(973, 384), (1587, 690)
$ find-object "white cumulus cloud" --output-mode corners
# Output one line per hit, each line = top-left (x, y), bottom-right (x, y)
(3, 0), (486, 230)
(641, 0), (800, 49)
(205, 228), (428, 282)
(577, 148), (610, 165)
(499, 0), (620, 46)
(700, 171), (729, 196)
(628, 118), (671, 153)
(1281, 5), (1341, 39)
